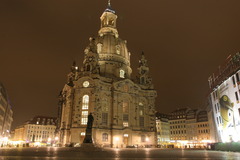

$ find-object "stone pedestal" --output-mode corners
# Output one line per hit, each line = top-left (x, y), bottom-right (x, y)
(80, 143), (102, 151)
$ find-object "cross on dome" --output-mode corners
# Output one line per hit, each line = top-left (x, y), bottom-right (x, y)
(105, 0), (115, 14)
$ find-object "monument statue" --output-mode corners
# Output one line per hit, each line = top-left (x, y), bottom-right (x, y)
(83, 113), (94, 143)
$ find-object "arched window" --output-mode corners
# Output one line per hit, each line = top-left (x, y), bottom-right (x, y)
(116, 45), (120, 54)
(139, 102), (144, 116)
(102, 133), (108, 142)
(97, 43), (102, 54)
(81, 95), (89, 125)
(120, 69), (125, 78)
(86, 65), (91, 71)
(82, 95), (89, 110)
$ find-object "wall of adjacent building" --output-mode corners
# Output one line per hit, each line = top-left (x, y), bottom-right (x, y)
(209, 71), (240, 142)
(0, 83), (13, 139)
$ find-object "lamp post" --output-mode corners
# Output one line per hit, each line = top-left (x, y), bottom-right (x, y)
(115, 137), (119, 148)
(54, 137), (59, 147)
(47, 137), (52, 146)
(146, 137), (149, 148)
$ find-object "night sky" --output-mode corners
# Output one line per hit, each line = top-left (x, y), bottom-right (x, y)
(1, 0), (240, 130)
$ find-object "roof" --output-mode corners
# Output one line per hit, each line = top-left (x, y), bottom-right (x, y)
(24, 116), (57, 126)
(208, 52), (240, 91)
(104, 2), (116, 14)
(156, 112), (169, 122)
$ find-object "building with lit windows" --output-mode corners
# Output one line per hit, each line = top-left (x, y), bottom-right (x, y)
(0, 83), (13, 145)
(13, 116), (57, 146)
(58, 2), (157, 148)
(208, 52), (240, 143)
(156, 112), (170, 147)
(169, 108), (211, 148)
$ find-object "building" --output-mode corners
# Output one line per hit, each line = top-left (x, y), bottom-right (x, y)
(0, 83), (13, 144)
(13, 116), (57, 146)
(168, 108), (211, 148)
(208, 52), (240, 143)
(156, 112), (170, 147)
(58, 2), (157, 148)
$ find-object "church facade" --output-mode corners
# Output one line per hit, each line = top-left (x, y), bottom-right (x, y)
(58, 3), (157, 148)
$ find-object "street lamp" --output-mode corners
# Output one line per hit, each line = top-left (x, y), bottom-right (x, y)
(115, 137), (119, 148)
(146, 137), (149, 148)
(54, 137), (59, 147)
(47, 137), (52, 146)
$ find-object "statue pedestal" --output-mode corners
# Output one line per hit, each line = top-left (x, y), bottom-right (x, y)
(78, 114), (102, 151)
(80, 143), (102, 151)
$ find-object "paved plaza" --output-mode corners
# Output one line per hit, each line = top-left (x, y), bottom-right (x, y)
(0, 147), (240, 160)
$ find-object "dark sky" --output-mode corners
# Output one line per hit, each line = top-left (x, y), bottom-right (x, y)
(0, 0), (240, 130)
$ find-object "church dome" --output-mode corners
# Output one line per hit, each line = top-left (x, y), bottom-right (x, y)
(95, 34), (130, 66)
(82, 2), (132, 79)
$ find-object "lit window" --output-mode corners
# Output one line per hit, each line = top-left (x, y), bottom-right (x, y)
(82, 111), (88, 116)
(120, 69), (125, 78)
(82, 95), (89, 110)
(123, 134), (128, 137)
(81, 111), (88, 125)
(81, 118), (88, 125)
(123, 102), (129, 113)
(97, 43), (102, 54)
(139, 102), (144, 116)
(123, 114), (129, 127)
(123, 122), (129, 127)
(116, 45), (120, 54)
(81, 132), (85, 136)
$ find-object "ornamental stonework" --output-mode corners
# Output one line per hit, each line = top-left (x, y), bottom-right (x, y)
(58, 2), (157, 148)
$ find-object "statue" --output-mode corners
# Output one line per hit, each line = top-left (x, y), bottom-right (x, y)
(87, 113), (94, 129)
(83, 113), (94, 143)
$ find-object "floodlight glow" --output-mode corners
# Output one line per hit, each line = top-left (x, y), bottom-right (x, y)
(3, 137), (8, 141)
(35, 142), (40, 146)
(201, 140), (212, 143)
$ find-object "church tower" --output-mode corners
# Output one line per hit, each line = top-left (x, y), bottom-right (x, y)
(58, 1), (157, 148)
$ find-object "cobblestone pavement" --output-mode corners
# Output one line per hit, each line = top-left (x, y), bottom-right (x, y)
(0, 147), (240, 160)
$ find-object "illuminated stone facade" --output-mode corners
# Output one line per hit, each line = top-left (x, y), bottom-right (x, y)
(208, 52), (240, 143)
(169, 108), (211, 148)
(58, 3), (157, 148)
(0, 83), (13, 140)
(14, 116), (57, 144)
(156, 113), (170, 147)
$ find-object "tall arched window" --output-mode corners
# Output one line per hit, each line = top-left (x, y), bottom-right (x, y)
(81, 95), (89, 125)
(82, 95), (89, 110)
(139, 102), (144, 116)
(123, 101), (129, 127)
